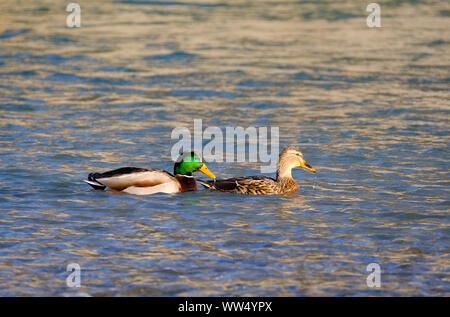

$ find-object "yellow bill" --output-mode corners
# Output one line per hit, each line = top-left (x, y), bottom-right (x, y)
(300, 161), (316, 173)
(199, 163), (216, 179)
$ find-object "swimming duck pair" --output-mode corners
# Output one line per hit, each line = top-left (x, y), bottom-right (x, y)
(84, 146), (316, 195)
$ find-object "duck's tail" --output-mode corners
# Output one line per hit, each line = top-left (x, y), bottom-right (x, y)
(84, 173), (106, 190)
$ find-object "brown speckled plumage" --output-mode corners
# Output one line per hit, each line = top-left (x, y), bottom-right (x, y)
(198, 146), (315, 195)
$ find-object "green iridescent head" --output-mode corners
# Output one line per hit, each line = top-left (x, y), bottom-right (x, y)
(173, 152), (216, 179)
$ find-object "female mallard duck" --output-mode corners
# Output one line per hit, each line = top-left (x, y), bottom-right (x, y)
(198, 146), (316, 195)
(84, 152), (216, 195)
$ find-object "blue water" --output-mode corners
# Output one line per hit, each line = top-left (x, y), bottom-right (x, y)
(0, 0), (449, 296)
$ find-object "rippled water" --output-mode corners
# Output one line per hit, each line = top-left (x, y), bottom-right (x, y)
(0, 0), (449, 296)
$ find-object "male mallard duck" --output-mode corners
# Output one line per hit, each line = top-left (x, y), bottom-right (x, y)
(84, 152), (216, 195)
(198, 146), (316, 195)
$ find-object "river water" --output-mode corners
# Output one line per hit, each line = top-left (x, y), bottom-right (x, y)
(0, 0), (449, 296)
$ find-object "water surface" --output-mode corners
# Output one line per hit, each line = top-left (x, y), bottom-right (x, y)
(0, 0), (449, 296)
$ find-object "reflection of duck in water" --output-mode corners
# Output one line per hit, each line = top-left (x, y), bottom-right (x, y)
(198, 146), (316, 195)
(84, 152), (216, 195)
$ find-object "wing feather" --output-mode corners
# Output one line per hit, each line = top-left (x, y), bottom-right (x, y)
(88, 167), (177, 191)
(199, 176), (277, 194)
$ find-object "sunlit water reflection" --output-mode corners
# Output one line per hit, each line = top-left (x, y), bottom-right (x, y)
(0, 0), (449, 296)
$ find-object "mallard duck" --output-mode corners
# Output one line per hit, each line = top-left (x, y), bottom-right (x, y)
(84, 152), (216, 195)
(198, 146), (316, 195)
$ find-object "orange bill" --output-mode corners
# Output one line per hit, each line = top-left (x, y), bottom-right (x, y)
(300, 161), (316, 173)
